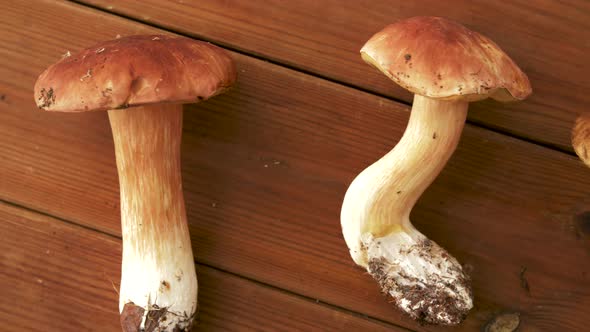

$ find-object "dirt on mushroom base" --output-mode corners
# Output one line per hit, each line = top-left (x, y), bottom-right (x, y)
(120, 302), (197, 332)
(365, 236), (472, 325)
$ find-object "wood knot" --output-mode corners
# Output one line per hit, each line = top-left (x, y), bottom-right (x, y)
(574, 211), (590, 237)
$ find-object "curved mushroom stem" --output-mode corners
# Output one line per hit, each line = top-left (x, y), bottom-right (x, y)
(341, 94), (473, 325)
(108, 104), (197, 332)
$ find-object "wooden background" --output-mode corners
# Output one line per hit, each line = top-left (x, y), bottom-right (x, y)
(1, 0), (589, 331)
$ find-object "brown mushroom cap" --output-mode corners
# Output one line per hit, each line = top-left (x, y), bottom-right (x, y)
(361, 16), (531, 102)
(34, 35), (237, 112)
(572, 114), (590, 167)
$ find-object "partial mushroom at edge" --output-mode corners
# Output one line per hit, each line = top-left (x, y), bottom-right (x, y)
(572, 113), (590, 167)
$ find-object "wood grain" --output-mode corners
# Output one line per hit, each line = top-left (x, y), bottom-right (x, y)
(1, 1), (589, 331)
(78, 0), (590, 151)
(0, 201), (404, 331)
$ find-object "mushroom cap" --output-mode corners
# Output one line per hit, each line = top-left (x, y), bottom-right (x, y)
(360, 16), (532, 102)
(572, 114), (590, 167)
(34, 35), (237, 112)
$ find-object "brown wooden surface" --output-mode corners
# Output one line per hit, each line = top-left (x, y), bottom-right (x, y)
(0, 201), (403, 332)
(79, 0), (590, 151)
(1, 0), (589, 331)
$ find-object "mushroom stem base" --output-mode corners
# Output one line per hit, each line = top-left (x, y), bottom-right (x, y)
(363, 228), (472, 325)
(120, 302), (196, 332)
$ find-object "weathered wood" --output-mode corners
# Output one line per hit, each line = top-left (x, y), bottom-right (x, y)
(0, 1), (589, 331)
(0, 201), (404, 331)
(79, 0), (590, 151)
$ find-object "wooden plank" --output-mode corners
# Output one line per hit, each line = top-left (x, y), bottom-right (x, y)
(78, 0), (590, 151)
(0, 201), (404, 331)
(0, 203), (121, 331)
(1, 1), (589, 331)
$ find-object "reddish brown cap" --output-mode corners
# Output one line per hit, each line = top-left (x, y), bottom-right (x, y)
(34, 35), (237, 112)
(361, 16), (531, 102)
(572, 114), (590, 167)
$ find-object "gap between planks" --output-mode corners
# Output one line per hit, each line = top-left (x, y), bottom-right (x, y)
(0, 198), (414, 332)
(66, 0), (576, 157)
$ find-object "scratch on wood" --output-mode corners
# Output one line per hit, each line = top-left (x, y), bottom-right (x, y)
(519, 266), (530, 294)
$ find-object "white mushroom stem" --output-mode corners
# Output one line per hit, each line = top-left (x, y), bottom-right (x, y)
(341, 94), (472, 325)
(109, 104), (197, 332)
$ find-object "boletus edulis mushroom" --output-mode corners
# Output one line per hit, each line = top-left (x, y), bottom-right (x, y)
(341, 17), (531, 325)
(34, 35), (237, 331)
(572, 114), (590, 167)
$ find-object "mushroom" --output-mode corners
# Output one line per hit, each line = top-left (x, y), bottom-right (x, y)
(341, 17), (531, 325)
(34, 35), (237, 331)
(572, 113), (590, 167)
